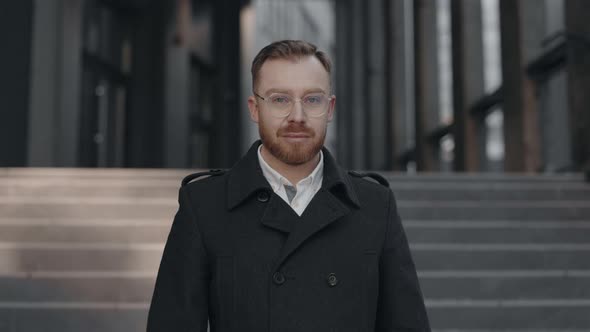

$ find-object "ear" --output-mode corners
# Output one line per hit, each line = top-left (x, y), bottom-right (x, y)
(247, 95), (259, 123)
(326, 95), (336, 122)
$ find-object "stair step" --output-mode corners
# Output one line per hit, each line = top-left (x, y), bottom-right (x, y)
(412, 246), (590, 270)
(2, 301), (589, 331)
(405, 223), (590, 243)
(399, 204), (590, 220)
(419, 273), (590, 299)
(0, 186), (178, 198)
(0, 307), (148, 332)
(394, 187), (590, 201)
(0, 276), (154, 302)
(426, 303), (590, 329)
(431, 330), (590, 332)
(0, 246), (162, 272)
(0, 202), (176, 219)
(384, 173), (586, 182)
(0, 167), (188, 179)
(0, 224), (169, 243)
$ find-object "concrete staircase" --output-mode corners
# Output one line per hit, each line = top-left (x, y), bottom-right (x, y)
(386, 173), (590, 331)
(0, 168), (589, 331)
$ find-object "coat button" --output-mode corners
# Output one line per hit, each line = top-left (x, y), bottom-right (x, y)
(257, 191), (270, 203)
(272, 272), (285, 285)
(327, 273), (338, 287)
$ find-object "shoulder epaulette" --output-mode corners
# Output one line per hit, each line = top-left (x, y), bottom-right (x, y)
(182, 169), (226, 187)
(348, 170), (390, 188)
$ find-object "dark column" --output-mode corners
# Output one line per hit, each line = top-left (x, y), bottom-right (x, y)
(351, 0), (369, 169)
(366, 0), (388, 170)
(565, 0), (590, 172)
(389, 0), (416, 170)
(127, 0), (168, 167)
(414, 0), (441, 171)
(28, 0), (83, 166)
(451, 0), (485, 172)
(383, 0), (398, 170)
(499, 0), (543, 172)
(163, 0), (191, 168)
(0, 1), (33, 166)
(212, 0), (242, 168)
(335, 0), (354, 167)
(335, 0), (368, 169)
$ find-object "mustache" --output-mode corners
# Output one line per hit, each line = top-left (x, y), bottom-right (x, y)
(278, 125), (314, 136)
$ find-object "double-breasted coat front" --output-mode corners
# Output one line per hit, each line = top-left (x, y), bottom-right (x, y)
(147, 141), (430, 332)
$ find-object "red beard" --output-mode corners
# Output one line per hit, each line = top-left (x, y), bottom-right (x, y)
(259, 121), (326, 165)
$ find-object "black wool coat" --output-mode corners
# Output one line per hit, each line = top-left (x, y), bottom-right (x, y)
(147, 141), (430, 332)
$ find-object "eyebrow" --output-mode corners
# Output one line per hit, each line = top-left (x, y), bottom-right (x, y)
(262, 88), (327, 95)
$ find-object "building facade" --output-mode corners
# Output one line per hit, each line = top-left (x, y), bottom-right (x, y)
(2, 0), (589, 174)
(2, 0), (244, 169)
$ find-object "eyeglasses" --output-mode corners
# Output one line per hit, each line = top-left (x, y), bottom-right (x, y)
(254, 92), (333, 118)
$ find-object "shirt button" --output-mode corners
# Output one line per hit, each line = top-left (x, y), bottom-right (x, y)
(257, 191), (270, 203)
(273, 272), (285, 285)
(327, 273), (338, 287)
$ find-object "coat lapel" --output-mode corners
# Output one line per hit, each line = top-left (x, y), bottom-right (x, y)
(272, 188), (352, 270)
(271, 147), (361, 270)
(259, 195), (298, 233)
(226, 141), (300, 234)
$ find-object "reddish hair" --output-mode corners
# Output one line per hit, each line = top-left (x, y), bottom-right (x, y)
(251, 40), (332, 90)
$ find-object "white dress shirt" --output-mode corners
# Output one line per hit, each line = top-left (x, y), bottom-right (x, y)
(257, 145), (324, 216)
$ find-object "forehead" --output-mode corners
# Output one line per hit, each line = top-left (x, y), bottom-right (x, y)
(257, 56), (330, 93)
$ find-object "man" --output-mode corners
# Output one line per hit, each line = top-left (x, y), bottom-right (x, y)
(147, 40), (430, 332)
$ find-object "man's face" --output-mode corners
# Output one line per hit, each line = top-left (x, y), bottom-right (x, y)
(248, 56), (335, 166)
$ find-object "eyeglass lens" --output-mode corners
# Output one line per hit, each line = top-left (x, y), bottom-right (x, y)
(266, 93), (329, 117)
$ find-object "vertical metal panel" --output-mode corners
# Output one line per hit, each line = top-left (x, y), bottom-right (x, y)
(0, 0), (32, 166)
(350, 0), (367, 169)
(389, 0), (416, 170)
(126, 0), (167, 168)
(451, 0), (486, 172)
(27, 0), (57, 166)
(383, 0), (396, 170)
(565, 0), (590, 172)
(414, 0), (441, 171)
(366, 0), (387, 169)
(335, 0), (353, 166)
(58, 0), (83, 166)
(499, 0), (544, 172)
(212, 0), (242, 167)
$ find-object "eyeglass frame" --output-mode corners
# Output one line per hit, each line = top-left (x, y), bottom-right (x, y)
(253, 91), (334, 118)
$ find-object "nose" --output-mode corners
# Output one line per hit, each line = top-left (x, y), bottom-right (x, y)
(287, 100), (306, 123)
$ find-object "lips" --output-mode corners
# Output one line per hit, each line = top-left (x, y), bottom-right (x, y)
(282, 132), (310, 138)
(279, 125), (313, 138)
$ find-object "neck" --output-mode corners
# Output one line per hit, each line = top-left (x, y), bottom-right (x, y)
(260, 145), (320, 185)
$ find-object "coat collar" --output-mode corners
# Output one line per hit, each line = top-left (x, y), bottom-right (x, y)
(226, 140), (360, 210)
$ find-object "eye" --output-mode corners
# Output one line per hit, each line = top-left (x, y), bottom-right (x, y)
(270, 95), (291, 104)
(304, 95), (324, 104)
